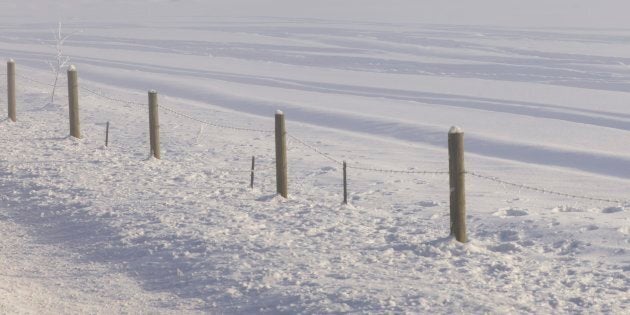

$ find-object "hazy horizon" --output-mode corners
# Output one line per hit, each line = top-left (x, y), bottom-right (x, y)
(2, 0), (630, 28)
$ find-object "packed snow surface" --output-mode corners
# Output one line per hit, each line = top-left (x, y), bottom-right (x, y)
(0, 1), (629, 314)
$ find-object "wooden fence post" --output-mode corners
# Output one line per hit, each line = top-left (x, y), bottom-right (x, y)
(250, 156), (255, 189)
(67, 65), (80, 138)
(448, 126), (467, 243)
(275, 110), (288, 198)
(343, 161), (348, 204)
(7, 59), (16, 122)
(105, 121), (110, 147)
(148, 90), (161, 159)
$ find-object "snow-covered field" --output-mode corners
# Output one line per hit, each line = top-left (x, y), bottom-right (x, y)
(0, 1), (629, 314)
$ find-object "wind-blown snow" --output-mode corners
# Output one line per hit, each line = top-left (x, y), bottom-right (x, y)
(0, 1), (629, 314)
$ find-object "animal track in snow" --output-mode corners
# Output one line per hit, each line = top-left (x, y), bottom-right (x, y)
(492, 208), (529, 217)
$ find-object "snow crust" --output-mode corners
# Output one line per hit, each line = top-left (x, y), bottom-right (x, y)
(68, 64), (76, 71)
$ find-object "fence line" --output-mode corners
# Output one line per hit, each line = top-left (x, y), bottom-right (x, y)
(11, 71), (272, 140)
(287, 133), (343, 165)
(77, 85), (277, 175)
(288, 132), (451, 175)
(65, 83), (266, 135)
(254, 159), (276, 172)
(15, 73), (59, 87)
(4, 68), (629, 208)
(285, 129), (628, 205)
(81, 85), (145, 107)
(467, 171), (625, 204)
(347, 164), (450, 175)
(159, 103), (275, 134)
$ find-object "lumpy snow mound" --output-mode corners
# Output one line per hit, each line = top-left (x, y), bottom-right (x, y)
(0, 1), (629, 314)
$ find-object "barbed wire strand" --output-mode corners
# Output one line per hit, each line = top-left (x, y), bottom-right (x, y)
(15, 73), (58, 87)
(75, 81), (276, 174)
(158, 103), (274, 134)
(287, 133), (343, 165)
(256, 160), (276, 172)
(467, 171), (626, 204)
(348, 164), (450, 175)
(288, 132), (450, 175)
(80, 85), (145, 107)
(78, 80), (273, 135)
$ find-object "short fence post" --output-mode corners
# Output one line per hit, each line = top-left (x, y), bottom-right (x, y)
(275, 110), (288, 198)
(7, 59), (16, 122)
(343, 161), (348, 204)
(250, 156), (255, 189)
(148, 90), (161, 159)
(448, 126), (467, 243)
(67, 65), (80, 138)
(105, 121), (110, 147)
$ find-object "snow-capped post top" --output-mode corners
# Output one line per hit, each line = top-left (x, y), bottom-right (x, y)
(149, 89), (157, 94)
(449, 126), (463, 134)
(8, 58), (14, 63)
(68, 64), (76, 71)
(276, 110), (284, 116)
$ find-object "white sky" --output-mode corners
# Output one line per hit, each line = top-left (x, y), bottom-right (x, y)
(1, 0), (629, 28)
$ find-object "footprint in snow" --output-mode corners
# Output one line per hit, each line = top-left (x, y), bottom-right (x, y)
(580, 224), (599, 232)
(601, 206), (624, 214)
(255, 194), (285, 202)
(309, 166), (337, 176)
(492, 208), (529, 217)
(417, 200), (439, 207)
(549, 239), (588, 255)
(551, 205), (585, 213)
(499, 230), (520, 242)
(488, 243), (521, 253)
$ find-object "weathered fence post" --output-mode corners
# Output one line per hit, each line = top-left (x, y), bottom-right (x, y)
(148, 90), (161, 159)
(105, 121), (110, 147)
(275, 110), (288, 198)
(7, 59), (16, 122)
(448, 126), (467, 242)
(343, 161), (348, 205)
(67, 65), (80, 138)
(250, 156), (255, 189)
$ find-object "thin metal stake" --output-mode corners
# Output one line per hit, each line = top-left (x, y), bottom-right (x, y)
(250, 156), (255, 189)
(343, 161), (348, 205)
(105, 121), (110, 147)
